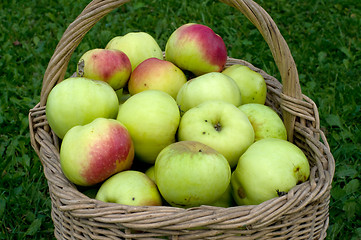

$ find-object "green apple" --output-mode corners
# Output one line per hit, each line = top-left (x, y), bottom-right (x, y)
(176, 72), (242, 114)
(231, 138), (310, 205)
(46, 77), (119, 139)
(208, 184), (235, 208)
(178, 100), (254, 168)
(222, 64), (267, 104)
(96, 170), (162, 206)
(106, 32), (163, 71)
(165, 23), (228, 76)
(239, 103), (287, 141)
(128, 58), (187, 99)
(77, 48), (132, 90)
(145, 165), (155, 183)
(60, 118), (134, 186)
(154, 141), (231, 208)
(116, 90), (180, 164)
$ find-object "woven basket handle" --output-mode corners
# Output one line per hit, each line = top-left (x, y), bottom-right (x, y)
(220, 0), (302, 141)
(39, 0), (131, 106)
(39, 0), (302, 141)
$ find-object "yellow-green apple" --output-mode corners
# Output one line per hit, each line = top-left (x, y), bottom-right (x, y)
(176, 72), (242, 114)
(77, 48), (132, 90)
(116, 90), (180, 164)
(231, 138), (310, 205)
(60, 118), (134, 186)
(208, 184), (235, 208)
(96, 170), (162, 206)
(145, 165), (155, 183)
(239, 103), (287, 141)
(106, 32), (163, 71)
(46, 77), (119, 139)
(177, 100), (254, 168)
(165, 23), (227, 76)
(222, 64), (267, 104)
(154, 141), (231, 208)
(128, 58), (187, 99)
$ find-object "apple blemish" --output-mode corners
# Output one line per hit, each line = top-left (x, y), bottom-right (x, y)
(237, 186), (246, 199)
(213, 122), (222, 132)
(276, 189), (287, 197)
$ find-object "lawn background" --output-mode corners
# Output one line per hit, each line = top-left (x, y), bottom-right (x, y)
(0, 0), (360, 239)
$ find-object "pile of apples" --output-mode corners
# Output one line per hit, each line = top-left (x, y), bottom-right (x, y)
(46, 23), (310, 208)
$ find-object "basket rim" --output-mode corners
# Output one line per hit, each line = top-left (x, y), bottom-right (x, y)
(28, 52), (334, 240)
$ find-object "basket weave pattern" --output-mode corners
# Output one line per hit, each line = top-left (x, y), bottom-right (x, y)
(29, 0), (335, 239)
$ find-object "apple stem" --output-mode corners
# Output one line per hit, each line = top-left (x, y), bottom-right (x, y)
(77, 59), (85, 77)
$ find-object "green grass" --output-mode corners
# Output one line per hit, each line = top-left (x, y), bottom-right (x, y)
(0, 0), (360, 239)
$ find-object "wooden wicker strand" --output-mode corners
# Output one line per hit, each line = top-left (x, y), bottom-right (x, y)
(40, 0), (130, 107)
(220, 0), (302, 142)
(28, 0), (335, 239)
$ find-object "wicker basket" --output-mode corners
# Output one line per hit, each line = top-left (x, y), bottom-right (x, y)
(28, 0), (335, 239)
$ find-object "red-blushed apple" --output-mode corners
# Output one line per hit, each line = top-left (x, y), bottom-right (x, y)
(128, 58), (187, 99)
(154, 141), (231, 208)
(106, 32), (163, 71)
(116, 90), (180, 164)
(165, 23), (227, 76)
(77, 48), (132, 90)
(46, 77), (119, 139)
(176, 72), (242, 114)
(60, 118), (134, 186)
(239, 103), (287, 141)
(96, 170), (162, 206)
(222, 64), (267, 105)
(177, 100), (254, 168)
(231, 138), (310, 205)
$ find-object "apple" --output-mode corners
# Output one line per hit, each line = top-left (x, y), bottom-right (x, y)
(165, 23), (227, 76)
(239, 103), (287, 141)
(96, 170), (162, 206)
(222, 64), (267, 105)
(145, 165), (155, 183)
(77, 48), (132, 90)
(46, 77), (119, 139)
(106, 32), (163, 71)
(208, 184), (235, 208)
(128, 58), (187, 99)
(116, 90), (180, 164)
(177, 100), (254, 168)
(231, 138), (310, 206)
(176, 72), (242, 114)
(154, 141), (231, 208)
(60, 118), (134, 186)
